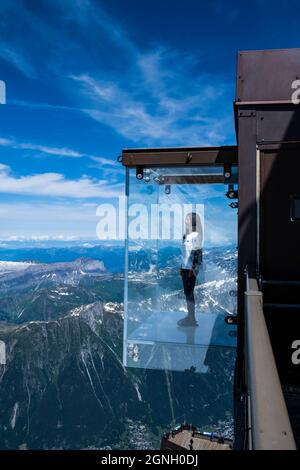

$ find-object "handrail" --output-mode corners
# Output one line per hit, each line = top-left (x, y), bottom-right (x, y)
(245, 272), (296, 449)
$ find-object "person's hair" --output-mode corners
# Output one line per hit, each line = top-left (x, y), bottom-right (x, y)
(186, 212), (202, 236)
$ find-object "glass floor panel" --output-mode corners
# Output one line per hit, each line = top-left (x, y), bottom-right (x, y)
(127, 311), (236, 347)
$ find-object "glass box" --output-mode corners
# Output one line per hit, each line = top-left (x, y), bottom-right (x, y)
(123, 165), (237, 372)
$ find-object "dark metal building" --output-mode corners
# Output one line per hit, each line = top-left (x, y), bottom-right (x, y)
(233, 48), (300, 450)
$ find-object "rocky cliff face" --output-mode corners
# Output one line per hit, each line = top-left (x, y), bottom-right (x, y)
(0, 302), (150, 449)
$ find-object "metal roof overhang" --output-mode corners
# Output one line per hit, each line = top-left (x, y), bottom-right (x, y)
(121, 145), (238, 167)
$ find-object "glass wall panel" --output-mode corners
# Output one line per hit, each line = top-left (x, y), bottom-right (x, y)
(124, 166), (237, 372)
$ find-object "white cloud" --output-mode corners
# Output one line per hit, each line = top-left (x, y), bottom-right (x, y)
(0, 135), (118, 166)
(1, 234), (79, 242)
(0, 1), (233, 146)
(64, 5), (233, 145)
(10, 99), (80, 112)
(0, 163), (122, 199)
(0, 42), (35, 77)
(0, 201), (102, 239)
(0, 138), (12, 146)
(70, 49), (232, 146)
(18, 143), (83, 158)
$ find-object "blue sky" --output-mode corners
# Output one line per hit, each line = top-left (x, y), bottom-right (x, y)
(0, 0), (299, 241)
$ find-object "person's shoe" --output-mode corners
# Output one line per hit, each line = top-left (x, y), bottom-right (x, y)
(177, 316), (198, 327)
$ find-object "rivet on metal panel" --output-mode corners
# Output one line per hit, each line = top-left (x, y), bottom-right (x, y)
(136, 166), (143, 180)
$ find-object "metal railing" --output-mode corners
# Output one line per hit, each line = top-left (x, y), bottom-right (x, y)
(244, 272), (296, 449)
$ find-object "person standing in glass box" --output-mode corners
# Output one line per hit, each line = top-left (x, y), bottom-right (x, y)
(177, 212), (203, 327)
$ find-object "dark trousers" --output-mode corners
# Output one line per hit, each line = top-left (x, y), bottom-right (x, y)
(181, 269), (196, 317)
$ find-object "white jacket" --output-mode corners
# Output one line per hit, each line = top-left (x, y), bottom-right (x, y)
(181, 231), (203, 273)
